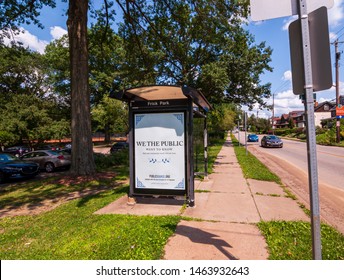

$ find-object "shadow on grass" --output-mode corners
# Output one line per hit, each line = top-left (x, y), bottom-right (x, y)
(76, 185), (129, 208)
(0, 170), (129, 217)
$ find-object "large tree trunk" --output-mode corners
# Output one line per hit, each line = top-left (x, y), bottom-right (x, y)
(67, 0), (96, 175)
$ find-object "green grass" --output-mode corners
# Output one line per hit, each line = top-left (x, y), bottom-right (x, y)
(0, 151), (182, 260)
(194, 135), (226, 177)
(231, 134), (281, 183)
(0, 186), (181, 259)
(0, 139), (227, 260)
(258, 221), (344, 260)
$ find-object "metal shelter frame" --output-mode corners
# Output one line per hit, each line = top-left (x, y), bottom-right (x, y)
(113, 85), (211, 206)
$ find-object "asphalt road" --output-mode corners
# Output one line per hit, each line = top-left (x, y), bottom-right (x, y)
(237, 132), (344, 192)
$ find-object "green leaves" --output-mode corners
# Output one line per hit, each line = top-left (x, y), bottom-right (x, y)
(119, 0), (272, 108)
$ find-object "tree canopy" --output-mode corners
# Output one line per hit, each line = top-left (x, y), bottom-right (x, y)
(117, 0), (272, 107)
(0, 0), (274, 175)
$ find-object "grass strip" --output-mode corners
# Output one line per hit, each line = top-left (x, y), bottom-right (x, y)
(231, 134), (281, 183)
(258, 221), (344, 260)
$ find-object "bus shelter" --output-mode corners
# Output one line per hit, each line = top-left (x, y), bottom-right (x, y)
(113, 85), (211, 206)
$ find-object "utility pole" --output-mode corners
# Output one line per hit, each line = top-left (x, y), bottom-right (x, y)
(333, 39), (343, 143)
(272, 93), (275, 134)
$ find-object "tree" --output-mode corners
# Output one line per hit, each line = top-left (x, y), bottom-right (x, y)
(117, 0), (272, 108)
(91, 95), (128, 142)
(0, 0), (56, 44)
(67, 0), (96, 175)
(44, 20), (127, 143)
(88, 23), (126, 105)
(208, 103), (238, 137)
(0, 45), (46, 98)
(1, 0), (96, 176)
(43, 34), (71, 116)
(1, 0), (274, 176)
(0, 94), (70, 146)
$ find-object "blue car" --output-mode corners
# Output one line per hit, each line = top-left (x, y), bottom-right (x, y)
(0, 153), (40, 183)
(247, 134), (259, 142)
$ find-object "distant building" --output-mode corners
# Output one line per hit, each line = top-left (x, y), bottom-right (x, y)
(314, 101), (335, 127)
(273, 97), (341, 129)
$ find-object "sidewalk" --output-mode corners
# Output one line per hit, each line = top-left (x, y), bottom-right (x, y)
(96, 134), (309, 260)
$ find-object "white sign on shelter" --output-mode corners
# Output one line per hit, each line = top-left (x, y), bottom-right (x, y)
(250, 0), (334, 21)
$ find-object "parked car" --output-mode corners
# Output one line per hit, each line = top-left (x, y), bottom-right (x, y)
(0, 153), (40, 183)
(247, 134), (259, 142)
(64, 143), (72, 149)
(110, 141), (129, 154)
(261, 135), (283, 148)
(61, 148), (71, 155)
(20, 150), (71, 172)
(3, 146), (31, 157)
(34, 144), (61, 151)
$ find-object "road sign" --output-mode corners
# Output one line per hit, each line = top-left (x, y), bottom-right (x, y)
(250, 0), (334, 21)
(289, 7), (332, 94)
(336, 105), (344, 116)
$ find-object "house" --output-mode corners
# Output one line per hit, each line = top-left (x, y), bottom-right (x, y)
(273, 111), (303, 129)
(289, 111), (304, 128)
(273, 99), (338, 129)
(314, 101), (336, 127)
(271, 117), (281, 130)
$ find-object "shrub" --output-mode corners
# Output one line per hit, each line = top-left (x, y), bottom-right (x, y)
(94, 151), (129, 170)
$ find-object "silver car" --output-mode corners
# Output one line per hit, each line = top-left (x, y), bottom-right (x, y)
(21, 150), (71, 172)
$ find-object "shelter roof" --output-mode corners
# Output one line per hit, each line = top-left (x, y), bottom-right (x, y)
(113, 85), (211, 113)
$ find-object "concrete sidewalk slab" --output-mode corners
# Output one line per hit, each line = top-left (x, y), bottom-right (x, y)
(183, 192), (261, 223)
(195, 178), (214, 191)
(213, 165), (242, 174)
(94, 195), (184, 216)
(253, 195), (309, 222)
(163, 220), (268, 260)
(210, 174), (248, 193)
(248, 179), (285, 196)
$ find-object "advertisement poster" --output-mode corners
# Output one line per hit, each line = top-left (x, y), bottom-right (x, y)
(134, 112), (186, 190)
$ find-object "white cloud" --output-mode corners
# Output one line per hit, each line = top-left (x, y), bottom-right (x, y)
(330, 31), (338, 41)
(50, 26), (67, 40)
(283, 70), (292, 81)
(2, 26), (68, 54)
(3, 28), (48, 54)
(328, 0), (344, 27)
(281, 0), (344, 30)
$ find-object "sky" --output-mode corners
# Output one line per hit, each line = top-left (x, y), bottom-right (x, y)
(6, 0), (344, 120)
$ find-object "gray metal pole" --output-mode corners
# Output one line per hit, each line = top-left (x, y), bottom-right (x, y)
(204, 117), (208, 179)
(298, 0), (322, 260)
(245, 112), (247, 155)
(238, 119), (240, 146)
(335, 40), (341, 143)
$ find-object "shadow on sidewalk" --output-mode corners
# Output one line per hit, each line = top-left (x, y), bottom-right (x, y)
(175, 225), (238, 260)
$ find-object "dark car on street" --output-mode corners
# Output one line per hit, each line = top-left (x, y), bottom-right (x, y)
(0, 153), (40, 183)
(20, 150), (71, 172)
(110, 141), (129, 154)
(247, 134), (259, 142)
(261, 135), (283, 148)
(3, 146), (31, 157)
